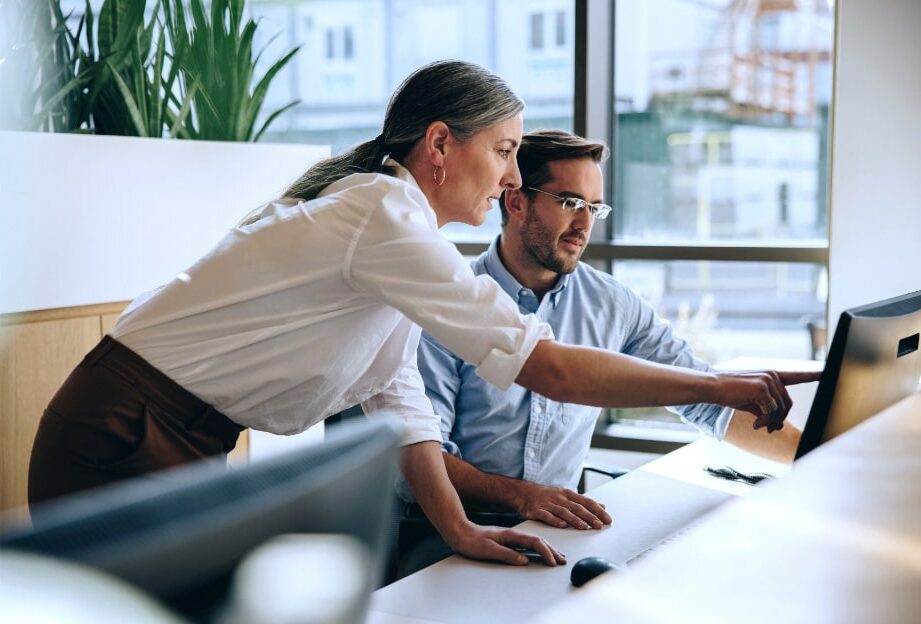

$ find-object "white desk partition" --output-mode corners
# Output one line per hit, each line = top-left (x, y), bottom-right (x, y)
(0, 131), (329, 315)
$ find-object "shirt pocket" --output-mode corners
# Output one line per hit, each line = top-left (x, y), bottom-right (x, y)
(560, 402), (600, 428)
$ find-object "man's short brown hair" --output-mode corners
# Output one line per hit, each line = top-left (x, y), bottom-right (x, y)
(500, 129), (609, 225)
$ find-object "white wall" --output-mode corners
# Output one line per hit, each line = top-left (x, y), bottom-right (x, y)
(827, 0), (921, 336)
(0, 132), (328, 315)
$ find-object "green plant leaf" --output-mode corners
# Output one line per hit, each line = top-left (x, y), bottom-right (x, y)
(253, 98), (299, 143)
(36, 72), (88, 122)
(151, 29), (166, 135)
(105, 58), (148, 136)
(243, 45), (300, 138)
(97, 0), (116, 57)
(168, 79), (198, 138)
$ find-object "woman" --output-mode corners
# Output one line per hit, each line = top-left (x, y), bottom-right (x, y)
(29, 60), (817, 566)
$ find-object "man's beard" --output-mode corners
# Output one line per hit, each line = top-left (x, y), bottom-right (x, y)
(520, 210), (584, 275)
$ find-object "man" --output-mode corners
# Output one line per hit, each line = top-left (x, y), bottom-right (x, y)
(396, 129), (801, 571)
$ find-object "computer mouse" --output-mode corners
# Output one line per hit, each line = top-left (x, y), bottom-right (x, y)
(570, 556), (619, 587)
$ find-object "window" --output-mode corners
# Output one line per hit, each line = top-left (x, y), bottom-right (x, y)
(530, 13), (545, 49)
(343, 26), (354, 60)
(555, 11), (566, 47)
(598, 0), (835, 428)
(245, 0), (574, 243)
(323, 26), (355, 60)
(247, 0), (574, 159)
(324, 28), (335, 59)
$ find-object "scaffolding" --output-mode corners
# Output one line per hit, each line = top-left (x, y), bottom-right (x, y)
(650, 0), (834, 122)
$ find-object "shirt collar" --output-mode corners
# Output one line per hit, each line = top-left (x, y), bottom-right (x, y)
(483, 236), (571, 307)
(385, 157), (437, 230)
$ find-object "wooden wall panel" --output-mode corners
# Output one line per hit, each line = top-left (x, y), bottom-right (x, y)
(100, 312), (122, 335)
(0, 317), (102, 513)
(1, 301), (250, 516)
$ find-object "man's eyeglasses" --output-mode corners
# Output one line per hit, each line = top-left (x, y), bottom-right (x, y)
(527, 187), (613, 220)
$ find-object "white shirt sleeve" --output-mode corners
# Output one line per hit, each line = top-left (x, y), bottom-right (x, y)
(346, 180), (554, 391)
(360, 356), (442, 447)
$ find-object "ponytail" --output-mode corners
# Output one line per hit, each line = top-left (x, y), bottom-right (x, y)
(282, 60), (523, 202)
(285, 135), (398, 201)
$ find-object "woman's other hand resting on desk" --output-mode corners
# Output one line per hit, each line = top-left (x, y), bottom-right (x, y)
(402, 441), (566, 566)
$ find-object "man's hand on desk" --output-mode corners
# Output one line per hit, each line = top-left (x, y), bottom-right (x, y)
(510, 481), (612, 530)
(440, 452), (611, 530)
(446, 521), (567, 566)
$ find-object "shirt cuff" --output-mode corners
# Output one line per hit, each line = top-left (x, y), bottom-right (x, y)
(712, 406), (734, 440)
(474, 321), (554, 390)
(362, 402), (442, 447)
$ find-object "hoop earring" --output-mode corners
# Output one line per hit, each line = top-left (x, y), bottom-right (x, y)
(433, 166), (446, 186)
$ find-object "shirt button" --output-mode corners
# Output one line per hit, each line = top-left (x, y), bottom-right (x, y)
(528, 449), (536, 459)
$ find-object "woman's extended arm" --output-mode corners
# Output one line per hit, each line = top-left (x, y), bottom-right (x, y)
(517, 341), (821, 431)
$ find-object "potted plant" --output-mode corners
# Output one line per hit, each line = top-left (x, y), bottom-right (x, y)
(0, 0), (327, 314)
(1, 0), (300, 141)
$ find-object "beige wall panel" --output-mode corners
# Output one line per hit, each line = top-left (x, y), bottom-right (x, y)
(228, 431), (250, 467)
(100, 312), (123, 335)
(0, 317), (101, 513)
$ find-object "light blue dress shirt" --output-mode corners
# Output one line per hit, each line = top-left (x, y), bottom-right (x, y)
(401, 236), (731, 499)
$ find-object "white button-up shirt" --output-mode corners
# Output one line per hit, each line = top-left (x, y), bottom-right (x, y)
(111, 161), (553, 445)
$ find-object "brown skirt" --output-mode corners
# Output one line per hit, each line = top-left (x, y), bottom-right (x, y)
(28, 335), (244, 508)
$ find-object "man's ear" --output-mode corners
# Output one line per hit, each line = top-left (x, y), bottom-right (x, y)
(504, 188), (528, 223)
(422, 121), (451, 167)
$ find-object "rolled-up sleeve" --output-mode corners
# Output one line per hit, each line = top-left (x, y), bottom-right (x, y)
(416, 331), (465, 457)
(360, 355), (442, 447)
(346, 181), (553, 391)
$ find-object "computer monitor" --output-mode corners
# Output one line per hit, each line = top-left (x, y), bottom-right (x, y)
(795, 290), (921, 459)
(0, 418), (401, 619)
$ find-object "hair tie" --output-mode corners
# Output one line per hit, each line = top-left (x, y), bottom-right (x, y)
(373, 133), (387, 147)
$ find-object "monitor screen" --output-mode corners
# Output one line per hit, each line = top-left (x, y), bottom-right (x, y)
(0, 418), (401, 619)
(795, 290), (921, 459)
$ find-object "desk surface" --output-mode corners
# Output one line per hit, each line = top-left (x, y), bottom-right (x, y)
(369, 359), (822, 624)
(368, 435), (789, 624)
(537, 391), (921, 624)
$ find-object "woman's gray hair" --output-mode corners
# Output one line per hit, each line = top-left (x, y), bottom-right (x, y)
(284, 60), (524, 201)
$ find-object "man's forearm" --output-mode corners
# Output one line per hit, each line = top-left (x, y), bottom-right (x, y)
(442, 452), (523, 512)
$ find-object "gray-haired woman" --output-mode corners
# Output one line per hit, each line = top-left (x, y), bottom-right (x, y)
(29, 60), (818, 566)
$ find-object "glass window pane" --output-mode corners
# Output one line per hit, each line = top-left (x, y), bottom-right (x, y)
(613, 260), (826, 361)
(344, 26), (354, 60)
(610, 259), (827, 425)
(530, 13), (544, 49)
(247, 0), (575, 243)
(325, 28), (335, 59)
(555, 11), (566, 47)
(613, 0), (835, 244)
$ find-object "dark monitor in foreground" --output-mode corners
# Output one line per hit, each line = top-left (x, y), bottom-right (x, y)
(0, 418), (401, 619)
(795, 290), (921, 459)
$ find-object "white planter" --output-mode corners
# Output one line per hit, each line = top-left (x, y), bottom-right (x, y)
(0, 131), (329, 315)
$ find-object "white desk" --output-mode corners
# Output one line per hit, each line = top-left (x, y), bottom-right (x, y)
(368, 437), (790, 624)
(367, 359), (821, 624)
(536, 391), (921, 624)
